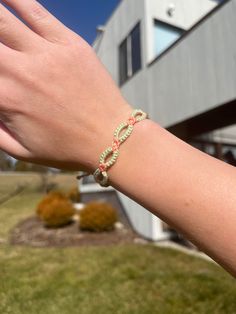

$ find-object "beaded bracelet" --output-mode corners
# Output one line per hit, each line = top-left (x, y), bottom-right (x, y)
(91, 109), (148, 187)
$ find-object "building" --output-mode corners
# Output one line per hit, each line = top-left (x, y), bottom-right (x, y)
(80, 0), (236, 240)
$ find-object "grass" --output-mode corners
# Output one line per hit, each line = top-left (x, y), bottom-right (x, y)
(0, 245), (236, 314)
(0, 173), (77, 241)
(0, 191), (42, 241)
(0, 173), (236, 314)
(0, 173), (76, 194)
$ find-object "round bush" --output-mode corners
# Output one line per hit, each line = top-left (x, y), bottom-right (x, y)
(37, 191), (65, 217)
(67, 187), (81, 203)
(36, 191), (75, 228)
(79, 201), (118, 232)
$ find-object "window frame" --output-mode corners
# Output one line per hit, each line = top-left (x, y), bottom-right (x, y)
(118, 22), (142, 86)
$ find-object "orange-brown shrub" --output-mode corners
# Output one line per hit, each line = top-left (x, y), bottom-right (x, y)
(79, 201), (118, 232)
(67, 187), (81, 203)
(37, 191), (65, 217)
(36, 191), (75, 228)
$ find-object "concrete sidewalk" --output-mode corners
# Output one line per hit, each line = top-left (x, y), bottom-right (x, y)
(154, 240), (216, 264)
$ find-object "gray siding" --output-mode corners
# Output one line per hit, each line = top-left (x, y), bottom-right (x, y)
(94, 0), (146, 84)
(122, 0), (236, 127)
(91, 0), (236, 240)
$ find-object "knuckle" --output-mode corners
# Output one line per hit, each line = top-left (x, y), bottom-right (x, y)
(0, 13), (7, 32)
(69, 38), (92, 57)
(29, 3), (48, 21)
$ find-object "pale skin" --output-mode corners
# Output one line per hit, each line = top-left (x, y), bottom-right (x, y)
(0, 0), (235, 277)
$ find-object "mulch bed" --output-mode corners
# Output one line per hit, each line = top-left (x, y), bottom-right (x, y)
(9, 216), (140, 248)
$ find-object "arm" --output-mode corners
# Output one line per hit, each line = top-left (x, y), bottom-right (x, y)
(0, 0), (235, 277)
(108, 118), (236, 277)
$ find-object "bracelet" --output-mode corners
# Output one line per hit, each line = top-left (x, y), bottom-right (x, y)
(93, 109), (148, 187)
(76, 109), (148, 186)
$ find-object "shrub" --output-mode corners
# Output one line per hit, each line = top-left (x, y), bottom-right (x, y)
(36, 191), (65, 217)
(36, 191), (75, 228)
(67, 187), (81, 203)
(79, 201), (118, 232)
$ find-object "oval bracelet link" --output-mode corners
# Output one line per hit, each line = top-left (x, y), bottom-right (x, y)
(100, 148), (119, 168)
(114, 123), (134, 143)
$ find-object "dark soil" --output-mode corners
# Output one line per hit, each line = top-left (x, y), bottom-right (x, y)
(9, 216), (139, 248)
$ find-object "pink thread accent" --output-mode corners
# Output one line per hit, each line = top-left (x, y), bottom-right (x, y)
(99, 163), (107, 172)
(112, 138), (120, 151)
(128, 117), (136, 125)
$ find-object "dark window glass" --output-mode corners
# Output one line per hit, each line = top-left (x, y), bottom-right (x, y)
(131, 23), (142, 75)
(119, 22), (142, 85)
(119, 38), (128, 85)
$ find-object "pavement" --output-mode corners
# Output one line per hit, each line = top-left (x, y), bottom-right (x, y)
(154, 240), (216, 264)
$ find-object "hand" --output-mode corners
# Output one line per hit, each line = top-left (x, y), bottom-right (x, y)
(0, 0), (132, 171)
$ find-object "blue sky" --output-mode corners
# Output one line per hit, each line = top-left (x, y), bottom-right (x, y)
(37, 0), (120, 45)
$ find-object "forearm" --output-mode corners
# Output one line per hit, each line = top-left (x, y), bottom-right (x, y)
(0, 0), (234, 278)
(108, 118), (236, 277)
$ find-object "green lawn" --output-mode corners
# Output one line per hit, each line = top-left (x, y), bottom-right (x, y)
(0, 174), (236, 314)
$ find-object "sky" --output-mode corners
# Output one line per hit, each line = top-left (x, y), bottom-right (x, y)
(36, 0), (121, 45)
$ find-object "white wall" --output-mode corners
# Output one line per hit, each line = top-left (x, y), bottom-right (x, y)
(116, 191), (169, 240)
(145, 0), (216, 62)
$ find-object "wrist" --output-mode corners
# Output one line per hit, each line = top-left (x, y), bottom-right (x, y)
(81, 100), (133, 173)
(80, 105), (150, 188)
(108, 117), (153, 188)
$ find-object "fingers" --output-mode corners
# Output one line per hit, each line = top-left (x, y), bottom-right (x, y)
(0, 2), (41, 51)
(2, 0), (72, 43)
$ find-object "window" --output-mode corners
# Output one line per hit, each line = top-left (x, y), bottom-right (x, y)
(119, 22), (142, 85)
(119, 39), (128, 85)
(154, 20), (184, 57)
(131, 24), (142, 75)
